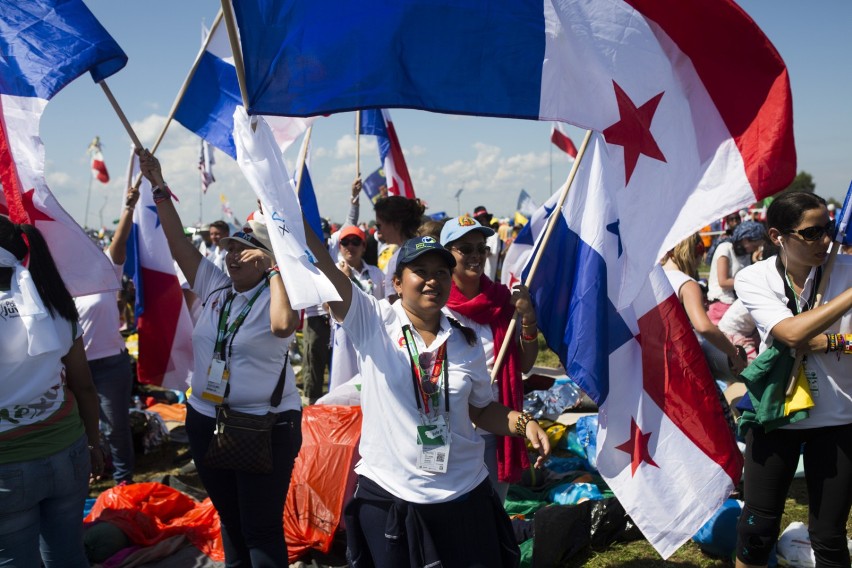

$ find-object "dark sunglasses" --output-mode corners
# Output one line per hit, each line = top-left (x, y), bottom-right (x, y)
(340, 237), (363, 247)
(787, 219), (835, 242)
(451, 244), (488, 256)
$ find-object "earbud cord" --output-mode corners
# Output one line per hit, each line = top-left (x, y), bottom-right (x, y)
(781, 249), (811, 313)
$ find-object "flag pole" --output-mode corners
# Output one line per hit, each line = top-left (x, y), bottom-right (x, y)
(220, 0), (250, 110)
(98, 81), (143, 150)
(355, 112), (361, 179)
(489, 129), (593, 383)
(128, 9), (226, 191)
(784, 221), (848, 395)
(294, 126), (313, 197)
(84, 167), (94, 230)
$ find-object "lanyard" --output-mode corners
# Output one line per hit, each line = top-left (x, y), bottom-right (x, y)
(213, 283), (267, 360)
(401, 325), (449, 415)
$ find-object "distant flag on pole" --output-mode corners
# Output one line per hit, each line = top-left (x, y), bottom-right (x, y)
(516, 189), (539, 218)
(358, 109), (415, 199)
(550, 122), (578, 158)
(0, 0), (127, 296)
(361, 167), (389, 205)
(232, 0), (795, 306)
(522, 134), (742, 558)
(174, 16), (314, 159)
(199, 139), (215, 193)
(88, 136), (110, 183)
(124, 151), (194, 389)
(835, 180), (852, 246)
(219, 193), (235, 224)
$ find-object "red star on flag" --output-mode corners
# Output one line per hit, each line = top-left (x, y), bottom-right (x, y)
(19, 189), (56, 224)
(602, 81), (667, 186)
(615, 417), (659, 476)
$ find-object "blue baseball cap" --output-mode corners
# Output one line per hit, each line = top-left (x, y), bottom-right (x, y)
(439, 215), (495, 246)
(397, 236), (456, 268)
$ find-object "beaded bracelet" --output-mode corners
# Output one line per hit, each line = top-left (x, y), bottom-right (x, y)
(514, 411), (535, 437)
(265, 265), (281, 281)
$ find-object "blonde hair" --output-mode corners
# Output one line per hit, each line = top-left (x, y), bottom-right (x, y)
(668, 233), (700, 278)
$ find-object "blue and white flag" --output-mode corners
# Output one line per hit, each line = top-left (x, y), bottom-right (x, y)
(524, 133), (742, 557)
(0, 0), (126, 296)
(232, 107), (340, 309)
(174, 16), (314, 159)
(292, 134), (323, 241)
(835, 180), (851, 246)
(500, 190), (559, 288)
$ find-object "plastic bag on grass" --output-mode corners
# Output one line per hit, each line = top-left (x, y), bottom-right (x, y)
(692, 498), (742, 559)
(589, 497), (643, 549)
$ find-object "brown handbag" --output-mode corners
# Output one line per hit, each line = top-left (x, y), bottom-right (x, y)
(203, 354), (289, 474)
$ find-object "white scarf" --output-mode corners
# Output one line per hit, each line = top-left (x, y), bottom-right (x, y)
(0, 246), (62, 356)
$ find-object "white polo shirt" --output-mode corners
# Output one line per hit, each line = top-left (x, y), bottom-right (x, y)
(188, 259), (301, 418)
(707, 241), (749, 304)
(340, 282), (493, 504)
(74, 256), (125, 361)
(735, 255), (852, 429)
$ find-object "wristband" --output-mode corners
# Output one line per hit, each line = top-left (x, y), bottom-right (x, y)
(521, 331), (538, 343)
(265, 265), (280, 281)
(124, 205), (135, 212)
(514, 411), (536, 437)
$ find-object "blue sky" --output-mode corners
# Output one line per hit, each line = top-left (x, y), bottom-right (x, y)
(40, 1), (852, 229)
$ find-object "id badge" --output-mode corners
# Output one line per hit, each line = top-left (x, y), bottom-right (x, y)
(202, 359), (229, 404)
(417, 443), (450, 473)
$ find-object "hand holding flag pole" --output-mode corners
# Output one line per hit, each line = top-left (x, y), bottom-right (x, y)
(489, 129), (593, 383)
(784, 180), (852, 395)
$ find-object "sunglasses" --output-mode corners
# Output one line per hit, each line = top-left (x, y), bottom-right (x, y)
(451, 244), (489, 256)
(787, 219), (835, 242)
(340, 237), (363, 247)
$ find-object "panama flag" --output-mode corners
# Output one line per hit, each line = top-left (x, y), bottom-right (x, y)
(292, 134), (324, 241)
(550, 122), (578, 158)
(0, 0), (127, 296)
(124, 153), (194, 389)
(174, 16), (314, 159)
(358, 109), (415, 199)
(500, 191), (559, 288)
(232, 107), (340, 310)
(523, 134), (742, 557)
(233, 0), (794, 306)
(88, 136), (110, 183)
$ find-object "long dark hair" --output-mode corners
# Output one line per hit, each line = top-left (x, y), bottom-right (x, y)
(766, 192), (827, 234)
(0, 216), (79, 322)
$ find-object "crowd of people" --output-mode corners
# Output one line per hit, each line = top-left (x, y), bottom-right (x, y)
(1, 147), (849, 567)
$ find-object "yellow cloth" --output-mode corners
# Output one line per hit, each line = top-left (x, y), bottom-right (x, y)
(784, 364), (815, 416)
(376, 244), (398, 271)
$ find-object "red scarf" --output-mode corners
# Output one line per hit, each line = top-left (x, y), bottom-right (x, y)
(446, 274), (530, 483)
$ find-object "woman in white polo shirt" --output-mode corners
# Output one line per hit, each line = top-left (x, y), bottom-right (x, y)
(138, 150), (302, 567)
(733, 192), (852, 568)
(303, 228), (550, 567)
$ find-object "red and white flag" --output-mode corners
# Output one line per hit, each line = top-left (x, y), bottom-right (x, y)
(88, 136), (110, 183)
(0, 0), (127, 297)
(126, 152), (194, 389)
(550, 122), (577, 158)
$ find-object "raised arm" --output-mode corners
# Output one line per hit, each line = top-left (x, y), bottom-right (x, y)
(303, 214), (353, 320)
(346, 177), (361, 226)
(770, 287), (852, 351)
(137, 149), (203, 287)
(107, 186), (140, 265)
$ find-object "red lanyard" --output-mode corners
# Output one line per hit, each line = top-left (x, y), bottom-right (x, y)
(401, 325), (449, 414)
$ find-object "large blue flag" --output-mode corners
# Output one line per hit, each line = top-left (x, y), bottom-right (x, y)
(231, 0), (797, 305)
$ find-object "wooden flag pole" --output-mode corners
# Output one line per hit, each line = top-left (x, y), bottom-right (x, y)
(220, 0), (250, 110)
(98, 80), (143, 150)
(294, 126), (314, 198)
(355, 112), (362, 179)
(131, 9), (226, 191)
(784, 223), (848, 395)
(489, 128), (593, 383)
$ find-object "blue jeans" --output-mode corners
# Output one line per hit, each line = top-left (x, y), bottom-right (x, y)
(186, 404), (302, 568)
(0, 434), (91, 568)
(89, 350), (135, 483)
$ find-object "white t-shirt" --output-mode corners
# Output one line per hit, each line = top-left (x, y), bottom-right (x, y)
(707, 241), (749, 304)
(663, 268), (695, 299)
(718, 299), (757, 336)
(735, 255), (852, 429)
(340, 283), (493, 504)
(0, 290), (78, 434)
(188, 259), (301, 418)
(443, 309), (499, 404)
(74, 256), (125, 361)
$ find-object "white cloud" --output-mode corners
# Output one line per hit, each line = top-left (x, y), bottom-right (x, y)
(334, 134), (377, 159)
